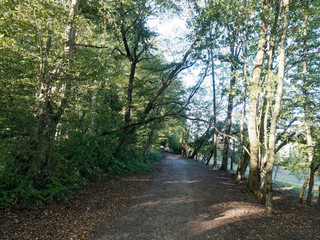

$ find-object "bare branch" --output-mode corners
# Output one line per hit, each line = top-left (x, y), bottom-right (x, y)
(75, 43), (109, 49)
(275, 132), (296, 153)
(177, 114), (251, 157)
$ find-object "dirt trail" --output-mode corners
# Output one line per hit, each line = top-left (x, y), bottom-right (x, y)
(2, 153), (319, 239)
(95, 153), (320, 240)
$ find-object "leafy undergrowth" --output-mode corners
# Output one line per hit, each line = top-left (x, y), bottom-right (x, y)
(0, 133), (162, 209)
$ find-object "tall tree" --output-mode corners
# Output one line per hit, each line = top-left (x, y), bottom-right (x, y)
(264, 0), (290, 213)
(236, 19), (249, 182)
(220, 25), (240, 171)
(247, 0), (271, 196)
(31, 0), (80, 168)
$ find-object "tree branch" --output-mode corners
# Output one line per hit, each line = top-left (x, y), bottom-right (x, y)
(275, 131), (296, 153)
(75, 43), (109, 49)
(176, 114), (251, 156)
(276, 117), (298, 144)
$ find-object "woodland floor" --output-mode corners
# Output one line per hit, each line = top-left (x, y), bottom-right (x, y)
(1, 152), (320, 240)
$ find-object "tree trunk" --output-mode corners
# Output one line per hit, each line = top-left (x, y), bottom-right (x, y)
(221, 63), (236, 171)
(32, 0), (80, 168)
(301, 0), (315, 207)
(212, 134), (217, 169)
(306, 165), (315, 205)
(144, 125), (155, 155)
(259, 0), (280, 182)
(264, 0), (289, 214)
(191, 125), (211, 159)
(317, 186), (320, 210)
(114, 39), (200, 153)
(209, 37), (217, 169)
(247, 0), (270, 196)
(205, 147), (214, 165)
(230, 140), (235, 171)
(124, 61), (137, 129)
(300, 174), (310, 203)
(221, 29), (238, 171)
(90, 86), (97, 135)
(236, 143), (250, 182)
(237, 22), (248, 182)
(300, 163), (320, 204)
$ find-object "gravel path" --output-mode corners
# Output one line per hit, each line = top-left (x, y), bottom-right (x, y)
(96, 152), (320, 240)
(3, 152), (320, 239)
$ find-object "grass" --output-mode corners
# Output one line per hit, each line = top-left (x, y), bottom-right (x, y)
(273, 180), (320, 198)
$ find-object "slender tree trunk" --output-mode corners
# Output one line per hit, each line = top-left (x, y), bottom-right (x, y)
(32, 35), (52, 147)
(230, 140), (235, 171)
(124, 61), (137, 129)
(260, 0), (280, 182)
(247, 0), (270, 196)
(300, 163), (320, 204)
(301, 0), (315, 206)
(202, 147), (210, 163)
(144, 125), (155, 155)
(212, 134), (218, 169)
(208, 39), (217, 169)
(205, 147), (214, 165)
(300, 174), (310, 203)
(221, 64), (236, 171)
(317, 186), (320, 209)
(90, 84), (97, 135)
(32, 0), (80, 168)
(221, 31), (238, 171)
(237, 22), (248, 182)
(264, 0), (289, 214)
(237, 143), (250, 182)
(191, 125), (211, 159)
(306, 165), (315, 205)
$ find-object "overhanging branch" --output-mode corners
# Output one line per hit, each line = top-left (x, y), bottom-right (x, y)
(176, 114), (251, 157)
(75, 43), (109, 49)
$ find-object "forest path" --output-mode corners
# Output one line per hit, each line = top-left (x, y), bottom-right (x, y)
(96, 152), (320, 240)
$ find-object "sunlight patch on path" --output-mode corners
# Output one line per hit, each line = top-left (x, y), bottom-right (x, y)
(183, 202), (264, 237)
(165, 180), (200, 184)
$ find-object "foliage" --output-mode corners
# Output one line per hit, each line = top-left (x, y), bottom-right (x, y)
(0, 133), (162, 208)
(0, 0), (173, 209)
(276, 149), (309, 183)
(168, 132), (181, 154)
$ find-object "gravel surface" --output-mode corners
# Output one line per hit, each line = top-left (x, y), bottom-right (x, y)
(2, 152), (319, 240)
(96, 152), (320, 240)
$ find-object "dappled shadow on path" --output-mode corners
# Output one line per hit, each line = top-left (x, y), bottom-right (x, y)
(96, 152), (320, 240)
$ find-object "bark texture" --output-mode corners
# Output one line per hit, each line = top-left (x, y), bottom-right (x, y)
(264, 0), (289, 214)
(247, 0), (270, 196)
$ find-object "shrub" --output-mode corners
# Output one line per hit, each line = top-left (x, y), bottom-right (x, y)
(0, 133), (163, 209)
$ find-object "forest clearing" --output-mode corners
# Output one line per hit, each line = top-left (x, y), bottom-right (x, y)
(1, 0), (320, 239)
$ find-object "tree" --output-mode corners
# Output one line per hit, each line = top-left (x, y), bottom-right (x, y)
(247, 0), (271, 196)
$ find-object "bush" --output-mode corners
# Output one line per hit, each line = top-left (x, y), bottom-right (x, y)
(0, 133), (163, 209)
